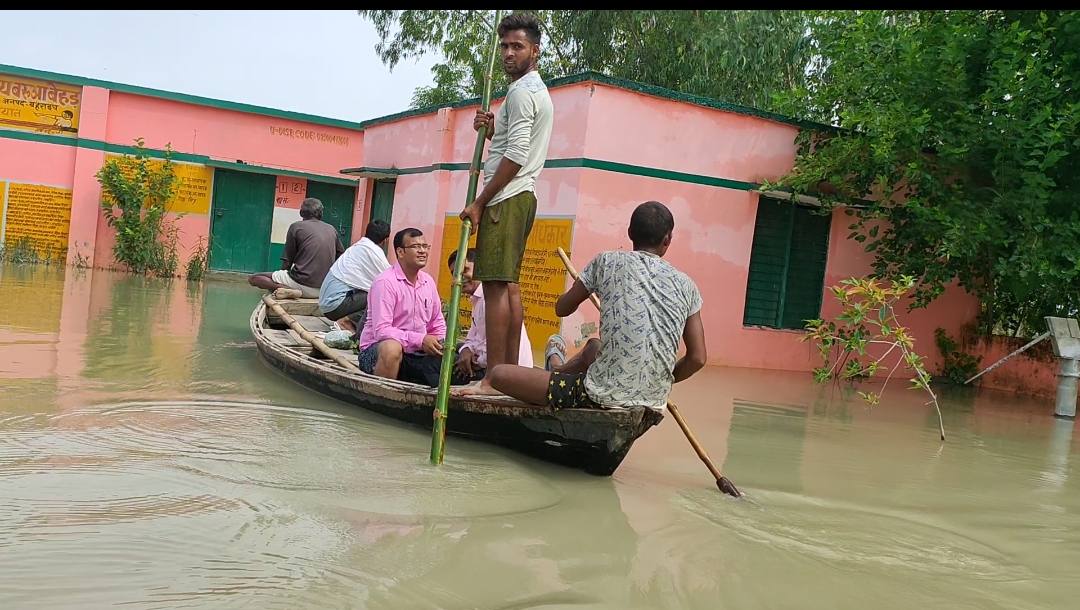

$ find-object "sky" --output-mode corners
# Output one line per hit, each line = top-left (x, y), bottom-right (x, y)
(0, 10), (438, 123)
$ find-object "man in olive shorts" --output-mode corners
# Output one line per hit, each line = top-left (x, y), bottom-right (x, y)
(456, 12), (554, 397)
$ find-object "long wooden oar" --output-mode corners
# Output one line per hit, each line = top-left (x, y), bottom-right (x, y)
(430, 10), (505, 466)
(262, 295), (361, 372)
(555, 247), (742, 498)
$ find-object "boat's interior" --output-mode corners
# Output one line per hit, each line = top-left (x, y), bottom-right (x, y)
(257, 297), (533, 405)
(254, 296), (660, 434)
(261, 299), (359, 365)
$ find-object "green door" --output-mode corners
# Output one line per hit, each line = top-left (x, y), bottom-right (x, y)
(370, 180), (396, 253)
(209, 169), (276, 273)
(305, 181), (356, 249)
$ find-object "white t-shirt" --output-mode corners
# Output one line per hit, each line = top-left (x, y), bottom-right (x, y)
(578, 250), (703, 410)
(329, 237), (390, 292)
(482, 70), (554, 207)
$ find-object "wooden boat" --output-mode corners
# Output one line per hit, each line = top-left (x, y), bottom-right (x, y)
(250, 298), (664, 476)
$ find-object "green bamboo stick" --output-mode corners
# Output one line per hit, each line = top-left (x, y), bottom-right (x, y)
(431, 9), (504, 466)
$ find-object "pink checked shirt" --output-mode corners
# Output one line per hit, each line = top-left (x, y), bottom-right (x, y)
(460, 284), (534, 369)
(359, 263), (446, 353)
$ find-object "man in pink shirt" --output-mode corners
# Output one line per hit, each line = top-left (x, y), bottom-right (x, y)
(357, 228), (447, 386)
(446, 248), (533, 385)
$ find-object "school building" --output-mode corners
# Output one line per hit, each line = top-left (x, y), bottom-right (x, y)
(7, 63), (1041, 394)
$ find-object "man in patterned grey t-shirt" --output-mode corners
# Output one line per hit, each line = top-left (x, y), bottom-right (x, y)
(487, 201), (708, 411)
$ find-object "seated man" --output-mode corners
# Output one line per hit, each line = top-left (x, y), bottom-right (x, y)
(446, 248), (533, 386)
(485, 201), (708, 411)
(357, 227), (447, 386)
(249, 197), (344, 299)
(319, 219), (392, 337)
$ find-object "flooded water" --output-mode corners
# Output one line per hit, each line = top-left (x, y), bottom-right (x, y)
(1, 263), (1078, 609)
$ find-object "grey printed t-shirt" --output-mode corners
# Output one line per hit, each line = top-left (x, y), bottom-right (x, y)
(578, 250), (703, 410)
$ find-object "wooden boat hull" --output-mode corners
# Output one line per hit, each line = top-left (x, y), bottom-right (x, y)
(251, 301), (663, 476)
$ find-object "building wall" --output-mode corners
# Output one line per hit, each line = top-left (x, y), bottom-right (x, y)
(361, 85), (594, 351)
(3, 66), (993, 380)
(1, 66), (366, 273)
(962, 335), (1062, 398)
(364, 80), (982, 376)
(582, 85), (799, 183)
(577, 84), (981, 374)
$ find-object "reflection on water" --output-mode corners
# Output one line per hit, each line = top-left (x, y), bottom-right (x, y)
(1, 263), (1079, 609)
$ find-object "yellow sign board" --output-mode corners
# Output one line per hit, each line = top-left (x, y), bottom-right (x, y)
(170, 162), (214, 216)
(2, 182), (73, 257)
(437, 218), (478, 334)
(103, 154), (214, 216)
(437, 214), (575, 351)
(0, 74), (81, 136)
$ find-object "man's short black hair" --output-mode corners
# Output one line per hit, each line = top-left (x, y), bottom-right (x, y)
(447, 247), (477, 269)
(498, 12), (542, 46)
(628, 201), (675, 248)
(299, 197), (323, 220)
(393, 227), (423, 251)
(365, 219), (391, 244)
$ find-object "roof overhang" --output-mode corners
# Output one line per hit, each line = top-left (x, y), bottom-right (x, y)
(759, 190), (823, 206)
(339, 166), (401, 180)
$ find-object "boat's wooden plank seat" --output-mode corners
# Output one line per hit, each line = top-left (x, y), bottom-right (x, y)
(286, 329), (311, 347)
(266, 299), (323, 322)
(272, 325), (353, 367)
(292, 315), (333, 334)
(263, 328), (308, 348)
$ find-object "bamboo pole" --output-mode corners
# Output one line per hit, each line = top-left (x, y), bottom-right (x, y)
(964, 331), (1050, 385)
(556, 247), (600, 311)
(554, 247), (743, 498)
(262, 295), (361, 372)
(431, 10), (505, 466)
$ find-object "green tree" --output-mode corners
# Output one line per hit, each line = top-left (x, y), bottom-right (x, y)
(357, 10), (812, 112)
(770, 10), (1080, 337)
(96, 138), (183, 278)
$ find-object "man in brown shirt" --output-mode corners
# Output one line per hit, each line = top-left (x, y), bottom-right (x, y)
(248, 197), (345, 299)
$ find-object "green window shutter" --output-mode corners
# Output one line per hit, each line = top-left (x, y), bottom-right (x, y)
(780, 206), (831, 330)
(743, 198), (794, 327)
(743, 197), (832, 330)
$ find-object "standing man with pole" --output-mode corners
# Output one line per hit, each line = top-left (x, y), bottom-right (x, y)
(456, 12), (554, 398)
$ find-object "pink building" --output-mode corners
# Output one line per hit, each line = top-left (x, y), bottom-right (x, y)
(2, 63), (1002, 388)
(0, 64), (366, 277)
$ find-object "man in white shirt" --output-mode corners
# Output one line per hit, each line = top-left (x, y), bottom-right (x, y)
(318, 220), (391, 336)
(447, 248), (533, 385)
(456, 12), (554, 397)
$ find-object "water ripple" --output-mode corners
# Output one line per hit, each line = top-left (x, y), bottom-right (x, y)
(0, 398), (570, 608)
(676, 488), (1035, 583)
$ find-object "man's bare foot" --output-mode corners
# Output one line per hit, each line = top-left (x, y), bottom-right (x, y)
(336, 317), (356, 335)
(451, 380), (504, 397)
(273, 287), (303, 300)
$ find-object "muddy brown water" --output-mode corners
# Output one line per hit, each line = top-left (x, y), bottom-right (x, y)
(1, 264), (1078, 609)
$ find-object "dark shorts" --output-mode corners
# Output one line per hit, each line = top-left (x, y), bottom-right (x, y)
(546, 372), (601, 411)
(324, 289), (368, 335)
(357, 341), (480, 388)
(473, 190), (537, 284)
